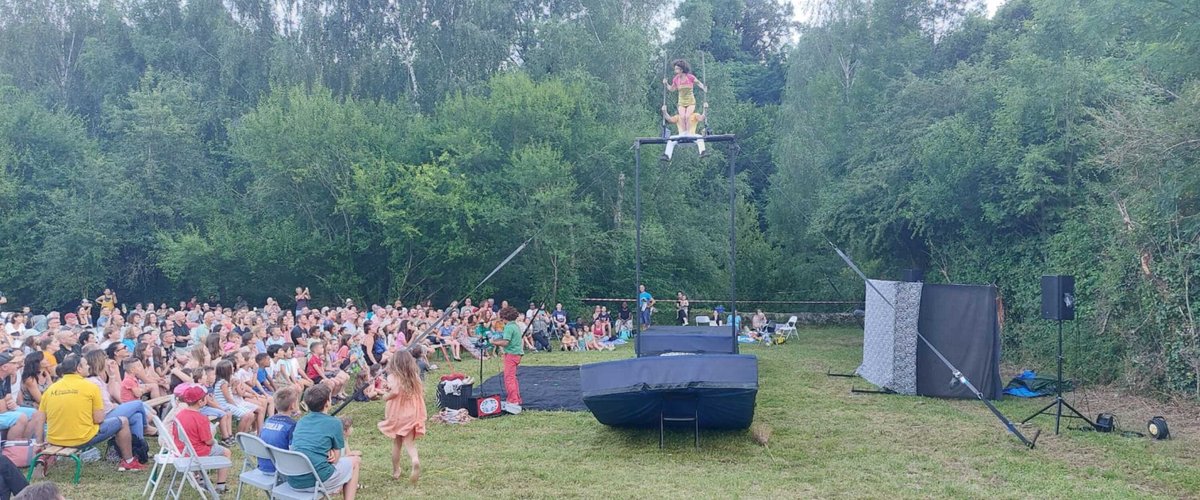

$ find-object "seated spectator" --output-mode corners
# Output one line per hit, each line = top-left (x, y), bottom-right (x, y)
(40, 354), (143, 471)
(551, 304), (568, 335)
(82, 350), (152, 441)
(258, 387), (300, 475)
(286, 384), (360, 499)
(752, 309), (768, 332)
(19, 352), (50, 409)
(530, 312), (551, 352)
(52, 332), (79, 366)
(0, 350), (44, 444)
(172, 384), (231, 493)
(37, 337), (58, 369)
(119, 358), (155, 403)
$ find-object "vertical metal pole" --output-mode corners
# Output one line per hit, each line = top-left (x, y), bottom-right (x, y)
(1055, 319), (1063, 434)
(729, 142), (739, 350)
(635, 142), (643, 354)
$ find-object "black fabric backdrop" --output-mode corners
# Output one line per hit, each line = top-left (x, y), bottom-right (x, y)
(915, 284), (1003, 399)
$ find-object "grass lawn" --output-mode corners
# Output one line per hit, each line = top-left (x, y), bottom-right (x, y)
(50, 327), (1199, 499)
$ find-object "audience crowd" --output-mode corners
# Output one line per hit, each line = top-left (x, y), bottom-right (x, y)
(0, 288), (640, 497)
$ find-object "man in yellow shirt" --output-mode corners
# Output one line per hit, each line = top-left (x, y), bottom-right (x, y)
(40, 354), (143, 471)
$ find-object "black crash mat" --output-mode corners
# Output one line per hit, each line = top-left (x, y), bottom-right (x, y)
(580, 354), (758, 429)
(636, 325), (738, 357)
(478, 365), (587, 411)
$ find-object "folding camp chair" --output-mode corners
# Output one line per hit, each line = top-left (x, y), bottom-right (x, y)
(777, 316), (798, 340)
(143, 413), (182, 499)
(165, 418), (232, 499)
(235, 433), (277, 500)
(265, 445), (337, 500)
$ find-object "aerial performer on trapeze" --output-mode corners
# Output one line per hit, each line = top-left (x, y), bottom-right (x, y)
(661, 57), (710, 161)
(660, 102), (708, 161)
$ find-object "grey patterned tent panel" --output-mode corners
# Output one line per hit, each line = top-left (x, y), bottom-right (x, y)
(856, 280), (920, 395)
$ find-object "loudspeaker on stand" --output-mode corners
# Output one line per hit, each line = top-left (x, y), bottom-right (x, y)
(1041, 275), (1075, 321)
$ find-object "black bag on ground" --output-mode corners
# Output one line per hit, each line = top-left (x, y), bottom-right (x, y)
(436, 382), (472, 410)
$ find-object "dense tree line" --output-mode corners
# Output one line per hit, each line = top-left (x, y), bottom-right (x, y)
(0, 0), (1196, 396)
(772, 0), (1200, 395)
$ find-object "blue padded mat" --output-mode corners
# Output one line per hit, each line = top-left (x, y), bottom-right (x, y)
(636, 325), (739, 357)
(580, 354), (758, 429)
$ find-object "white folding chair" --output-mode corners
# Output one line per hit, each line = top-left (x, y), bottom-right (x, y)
(266, 445), (335, 500)
(777, 315), (799, 340)
(143, 413), (181, 499)
(694, 315), (711, 326)
(166, 418), (233, 500)
(235, 433), (277, 500)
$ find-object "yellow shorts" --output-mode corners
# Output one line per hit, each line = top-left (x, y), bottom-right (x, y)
(677, 87), (696, 108)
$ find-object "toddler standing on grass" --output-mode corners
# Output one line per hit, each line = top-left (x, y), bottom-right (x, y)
(338, 416), (362, 458)
(377, 350), (426, 485)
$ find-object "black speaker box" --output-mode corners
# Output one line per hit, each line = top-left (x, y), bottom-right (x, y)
(1041, 275), (1075, 321)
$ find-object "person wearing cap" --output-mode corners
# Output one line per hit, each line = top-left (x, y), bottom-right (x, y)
(0, 349), (45, 444)
(173, 383), (231, 492)
(63, 313), (79, 332)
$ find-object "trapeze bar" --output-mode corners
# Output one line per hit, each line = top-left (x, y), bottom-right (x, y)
(635, 134), (736, 145)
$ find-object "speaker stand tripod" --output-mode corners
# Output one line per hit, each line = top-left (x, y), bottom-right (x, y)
(1021, 320), (1096, 434)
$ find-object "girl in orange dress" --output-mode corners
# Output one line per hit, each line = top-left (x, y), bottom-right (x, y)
(377, 350), (426, 484)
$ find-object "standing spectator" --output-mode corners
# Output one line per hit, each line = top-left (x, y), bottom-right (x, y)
(95, 289), (117, 315)
(286, 385), (360, 499)
(294, 287), (310, 313)
(676, 292), (690, 326)
(638, 284), (655, 331)
(40, 354), (143, 471)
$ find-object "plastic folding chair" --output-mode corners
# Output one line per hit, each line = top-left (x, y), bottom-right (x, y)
(165, 418), (233, 499)
(777, 315), (798, 340)
(234, 433), (277, 500)
(143, 413), (182, 499)
(265, 445), (336, 500)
